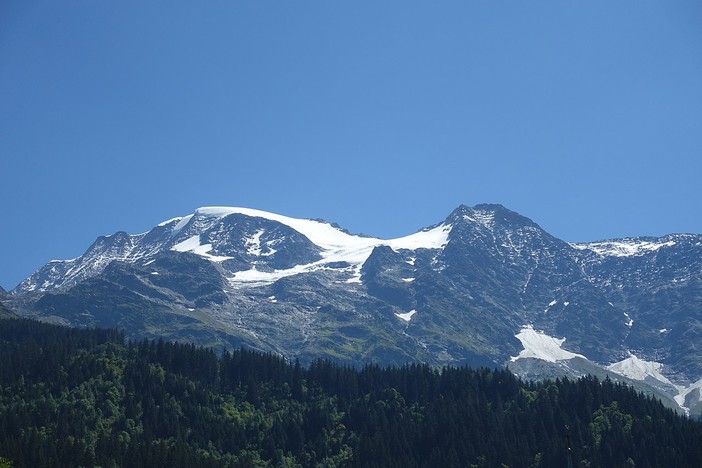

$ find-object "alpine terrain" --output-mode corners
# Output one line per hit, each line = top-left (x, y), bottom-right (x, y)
(6, 204), (702, 417)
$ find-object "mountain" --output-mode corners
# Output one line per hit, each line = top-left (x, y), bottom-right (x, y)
(0, 287), (16, 319)
(8, 204), (702, 416)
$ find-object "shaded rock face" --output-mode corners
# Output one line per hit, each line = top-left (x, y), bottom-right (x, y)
(571, 234), (702, 381)
(8, 204), (702, 415)
(0, 301), (16, 319)
(361, 245), (417, 310)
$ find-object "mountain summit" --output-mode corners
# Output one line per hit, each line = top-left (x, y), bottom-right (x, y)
(8, 204), (702, 416)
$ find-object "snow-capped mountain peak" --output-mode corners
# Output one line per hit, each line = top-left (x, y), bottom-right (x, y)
(192, 206), (365, 250)
(189, 206), (452, 253)
(14, 206), (453, 294)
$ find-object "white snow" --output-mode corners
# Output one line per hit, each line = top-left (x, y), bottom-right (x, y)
(171, 235), (232, 262)
(190, 206), (452, 286)
(229, 266), (308, 285)
(344, 265), (363, 284)
(195, 207), (373, 252)
(47, 258), (77, 264)
(510, 325), (586, 363)
(623, 312), (634, 327)
(606, 353), (674, 385)
(172, 214), (194, 232)
(245, 230), (265, 256)
(172, 235), (202, 253)
(607, 354), (702, 415)
(194, 206), (451, 255)
(386, 224), (452, 251)
(157, 217), (183, 227)
(675, 378), (702, 409)
(395, 310), (417, 322)
(242, 230), (277, 257)
(571, 239), (676, 257)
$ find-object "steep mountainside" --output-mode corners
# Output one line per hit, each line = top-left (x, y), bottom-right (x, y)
(0, 302), (15, 319)
(0, 287), (16, 319)
(8, 204), (702, 416)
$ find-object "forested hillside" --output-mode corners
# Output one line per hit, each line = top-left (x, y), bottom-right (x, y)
(0, 318), (700, 467)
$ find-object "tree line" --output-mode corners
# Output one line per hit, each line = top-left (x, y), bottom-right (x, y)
(0, 317), (700, 467)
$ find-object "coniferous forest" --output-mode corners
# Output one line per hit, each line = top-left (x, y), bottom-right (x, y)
(0, 318), (701, 467)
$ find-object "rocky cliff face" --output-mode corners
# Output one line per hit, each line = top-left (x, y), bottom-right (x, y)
(8, 204), (702, 416)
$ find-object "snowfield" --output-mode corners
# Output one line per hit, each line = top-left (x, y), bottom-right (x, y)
(175, 207), (453, 286)
(606, 353), (673, 384)
(510, 325), (586, 363)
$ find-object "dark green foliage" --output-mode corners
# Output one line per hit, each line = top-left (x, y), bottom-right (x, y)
(0, 319), (701, 467)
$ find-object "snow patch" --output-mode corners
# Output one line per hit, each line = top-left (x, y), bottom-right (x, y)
(606, 353), (673, 385)
(395, 310), (416, 322)
(344, 265), (363, 284)
(675, 378), (702, 409)
(230, 266), (309, 286)
(386, 224), (452, 251)
(158, 217), (183, 227)
(171, 235), (232, 262)
(172, 214), (194, 232)
(171, 235), (206, 254)
(245, 230), (265, 256)
(571, 239), (676, 257)
(172, 235), (202, 253)
(623, 312), (634, 327)
(606, 355), (702, 416)
(510, 325), (586, 363)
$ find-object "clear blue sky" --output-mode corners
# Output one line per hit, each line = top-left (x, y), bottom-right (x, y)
(2, 1), (701, 290)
